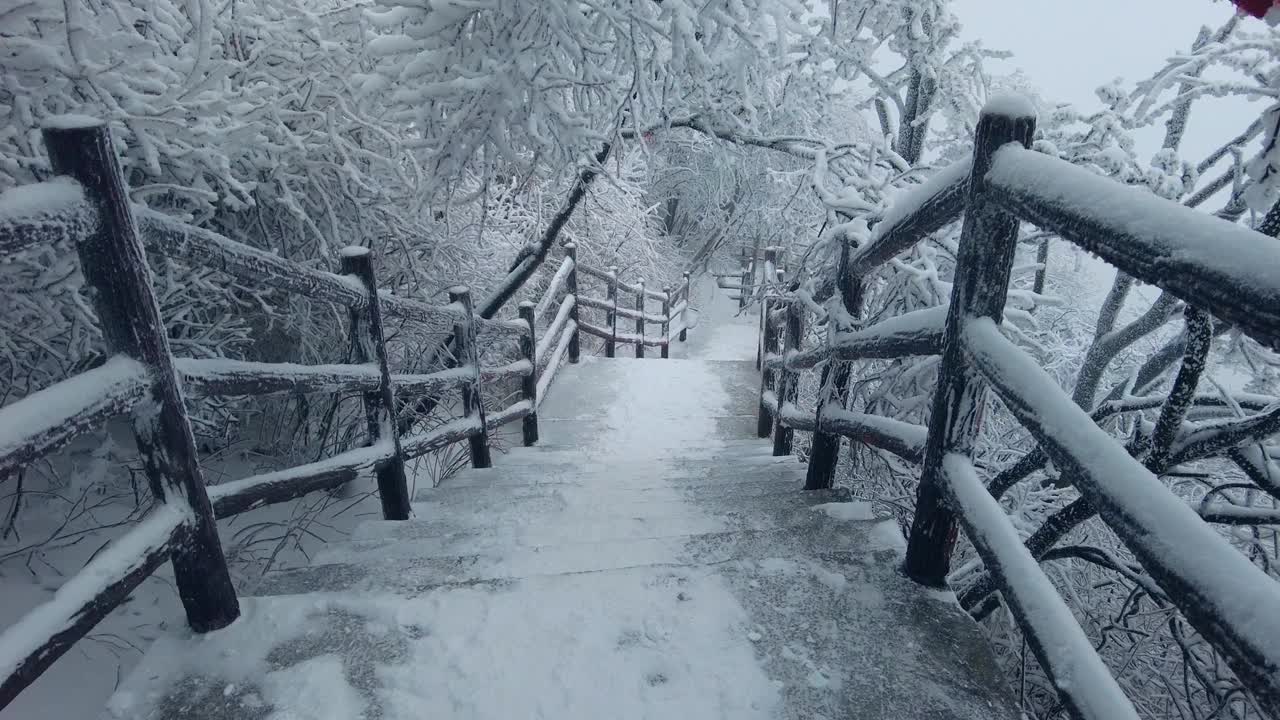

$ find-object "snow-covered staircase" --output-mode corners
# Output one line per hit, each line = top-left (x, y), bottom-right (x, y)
(104, 284), (1018, 720)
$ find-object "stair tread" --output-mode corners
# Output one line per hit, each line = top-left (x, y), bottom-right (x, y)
(260, 503), (893, 595)
(337, 488), (866, 557)
(427, 462), (807, 494)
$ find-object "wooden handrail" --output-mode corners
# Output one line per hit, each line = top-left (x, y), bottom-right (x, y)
(749, 95), (1280, 715)
(0, 116), (584, 713)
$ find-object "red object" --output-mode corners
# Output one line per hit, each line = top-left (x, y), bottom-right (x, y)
(1233, 0), (1275, 18)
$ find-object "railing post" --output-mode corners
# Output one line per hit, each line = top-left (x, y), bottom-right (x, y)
(903, 99), (1037, 587)
(449, 286), (493, 469)
(340, 248), (413, 521)
(679, 271), (690, 342)
(660, 287), (671, 359)
(806, 242), (861, 490)
(565, 243), (581, 363)
(42, 120), (239, 632)
(605, 266), (618, 358)
(635, 278), (646, 359)
(518, 302), (539, 446)
(757, 297), (779, 438)
(773, 300), (802, 456)
(756, 248), (779, 371)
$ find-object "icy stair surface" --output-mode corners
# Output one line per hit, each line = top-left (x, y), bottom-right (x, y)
(104, 280), (1019, 720)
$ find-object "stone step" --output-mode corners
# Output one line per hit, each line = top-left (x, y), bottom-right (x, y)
(429, 458), (806, 493)
(482, 443), (785, 468)
(528, 414), (763, 445)
(340, 488), (866, 558)
(407, 475), (835, 527)
(417, 474), (814, 508)
(500, 436), (777, 456)
(256, 496), (885, 596)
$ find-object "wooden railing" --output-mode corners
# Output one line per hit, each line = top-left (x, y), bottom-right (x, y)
(755, 98), (1280, 717)
(0, 118), (680, 710)
(574, 263), (691, 359)
(713, 245), (787, 310)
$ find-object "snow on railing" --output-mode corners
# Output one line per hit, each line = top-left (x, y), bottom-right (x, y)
(849, 158), (971, 278)
(0, 177), (97, 255)
(534, 255), (576, 319)
(486, 399), (534, 431)
(177, 358), (383, 397)
(401, 414), (486, 460)
(0, 356), (151, 478)
(767, 305), (947, 371)
(570, 259), (690, 360)
(962, 318), (1280, 703)
(941, 454), (1138, 720)
(986, 145), (1280, 351)
(1, 189), (525, 339)
(536, 320), (578, 407)
(208, 443), (396, 518)
(752, 95), (1280, 714)
(0, 503), (189, 710)
(537, 293), (577, 369)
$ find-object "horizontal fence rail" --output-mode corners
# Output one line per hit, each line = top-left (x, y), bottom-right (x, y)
(0, 118), (680, 711)
(570, 257), (691, 361)
(747, 97), (1280, 717)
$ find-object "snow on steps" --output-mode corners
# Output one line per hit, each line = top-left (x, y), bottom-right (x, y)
(310, 488), (853, 566)
(264, 493), (869, 593)
(411, 462), (805, 495)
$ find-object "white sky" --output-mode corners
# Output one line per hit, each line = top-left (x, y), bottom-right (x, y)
(951, 0), (1260, 164)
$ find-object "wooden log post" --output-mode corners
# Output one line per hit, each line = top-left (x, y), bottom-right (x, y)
(565, 243), (581, 363)
(757, 297), (780, 438)
(773, 300), (803, 456)
(756, 248), (779, 371)
(806, 242), (861, 490)
(605, 266), (618, 358)
(518, 302), (539, 446)
(679, 271), (690, 342)
(903, 99), (1037, 587)
(660, 287), (671, 359)
(450, 287), (493, 468)
(42, 119), (240, 632)
(1033, 237), (1050, 298)
(340, 248), (413, 521)
(635, 278), (646, 359)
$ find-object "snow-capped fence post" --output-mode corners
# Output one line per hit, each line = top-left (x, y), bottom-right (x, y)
(903, 98), (1037, 587)
(635, 279), (646, 359)
(661, 287), (671, 359)
(756, 248), (780, 371)
(1033, 237), (1050, 297)
(773, 300), (803, 456)
(450, 286), (493, 468)
(518, 302), (539, 446)
(806, 243), (859, 490)
(606, 266), (619, 358)
(679, 271), (691, 342)
(565, 243), (581, 363)
(40, 119), (241, 632)
(757, 298), (780, 438)
(340, 248), (413, 521)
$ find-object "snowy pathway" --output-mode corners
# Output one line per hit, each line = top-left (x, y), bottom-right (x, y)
(104, 276), (1017, 720)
